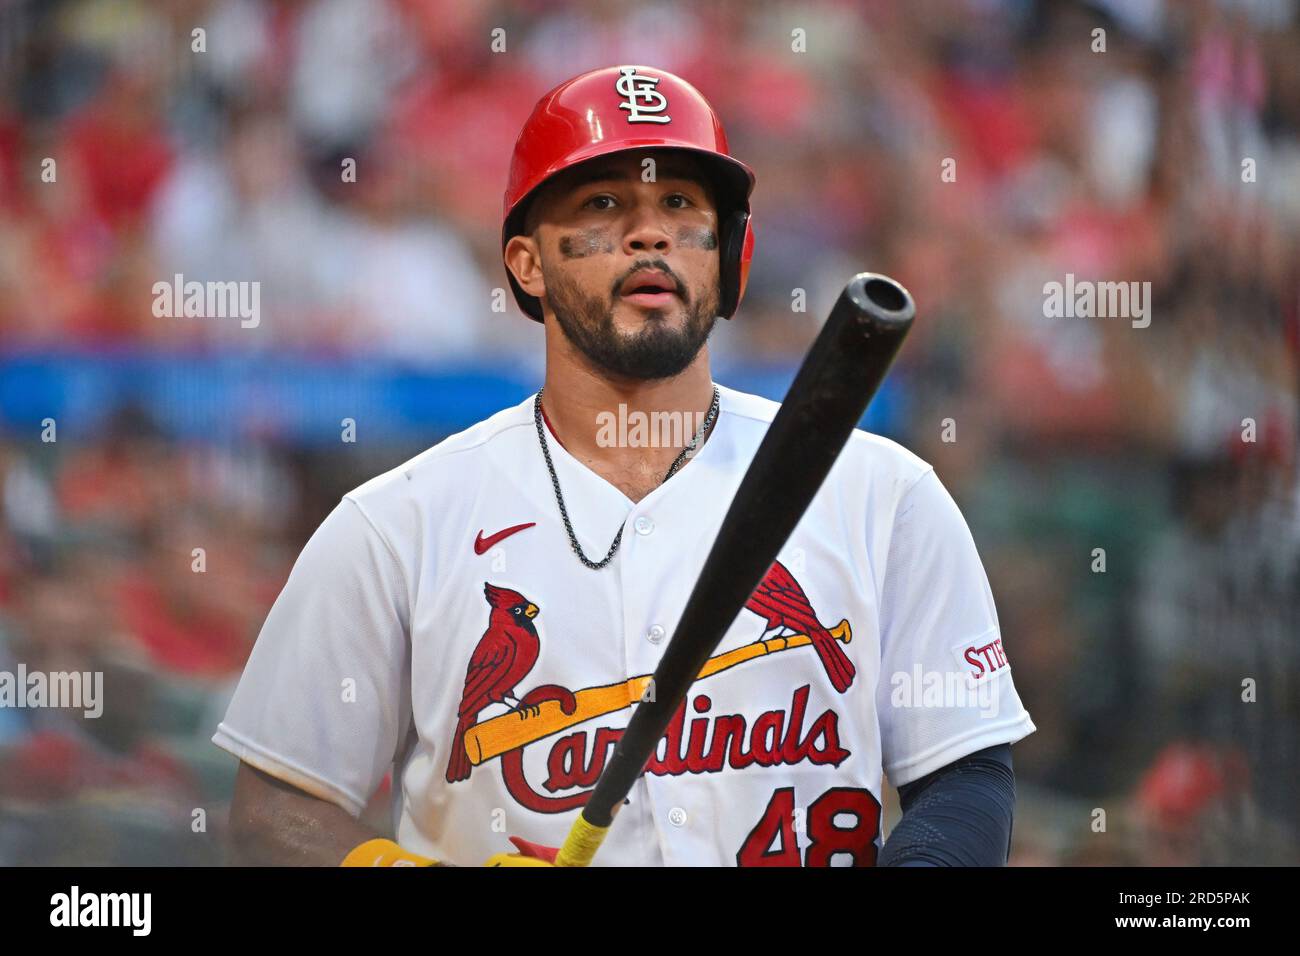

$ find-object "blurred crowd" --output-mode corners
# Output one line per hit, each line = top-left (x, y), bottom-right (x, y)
(0, 0), (1298, 864)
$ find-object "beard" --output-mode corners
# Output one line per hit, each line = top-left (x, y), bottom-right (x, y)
(543, 264), (719, 381)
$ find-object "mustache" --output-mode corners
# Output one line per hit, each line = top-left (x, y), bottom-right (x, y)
(610, 262), (687, 301)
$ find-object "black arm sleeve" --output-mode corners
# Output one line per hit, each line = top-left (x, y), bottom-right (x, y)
(877, 742), (1016, 867)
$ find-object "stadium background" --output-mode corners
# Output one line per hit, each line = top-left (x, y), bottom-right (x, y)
(0, 0), (1296, 865)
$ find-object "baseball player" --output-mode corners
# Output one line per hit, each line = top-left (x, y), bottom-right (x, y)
(216, 65), (1035, 867)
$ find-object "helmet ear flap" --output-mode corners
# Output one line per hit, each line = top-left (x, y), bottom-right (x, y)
(718, 209), (752, 320)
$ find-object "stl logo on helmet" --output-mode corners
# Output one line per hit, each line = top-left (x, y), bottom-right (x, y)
(615, 66), (671, 124)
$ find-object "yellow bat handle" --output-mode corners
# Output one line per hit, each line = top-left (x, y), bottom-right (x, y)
(554, 814), (611, 868)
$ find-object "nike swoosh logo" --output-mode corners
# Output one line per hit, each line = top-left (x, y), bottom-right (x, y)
(474, 522), (536, 555)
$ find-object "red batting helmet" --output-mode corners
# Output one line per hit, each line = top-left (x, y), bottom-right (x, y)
(502, 65), (756, 323)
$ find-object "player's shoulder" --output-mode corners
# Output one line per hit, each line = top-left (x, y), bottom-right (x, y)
(719, 383), (933, 486)
(343, 394), (535, 510)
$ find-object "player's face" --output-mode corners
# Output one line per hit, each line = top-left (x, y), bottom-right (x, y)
(530, 152), (722, 380)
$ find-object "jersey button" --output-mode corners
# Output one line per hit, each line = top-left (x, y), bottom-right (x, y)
(634, 516), (654, 536)
(647, 624), (666, 644)
(668, 807), (688, 827)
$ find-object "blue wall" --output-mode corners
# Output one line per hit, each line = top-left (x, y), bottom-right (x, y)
(0, 351), (910, 445)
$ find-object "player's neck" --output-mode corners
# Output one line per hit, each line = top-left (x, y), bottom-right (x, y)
(539, 354), (717, 496)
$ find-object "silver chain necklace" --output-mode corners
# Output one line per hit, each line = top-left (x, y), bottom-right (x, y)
(534, 384), (721, 570)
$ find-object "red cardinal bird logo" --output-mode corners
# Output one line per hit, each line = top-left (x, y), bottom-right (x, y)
(446, 584), (544, 783)
(745, 560), (855, 693)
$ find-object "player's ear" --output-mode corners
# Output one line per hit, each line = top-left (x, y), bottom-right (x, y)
(504, 232), (546, 301)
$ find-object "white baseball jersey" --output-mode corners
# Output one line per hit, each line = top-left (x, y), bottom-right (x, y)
(213, 384), (1035, 866)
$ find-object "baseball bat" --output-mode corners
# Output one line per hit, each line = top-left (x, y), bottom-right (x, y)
(554, 272), (915, 867)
